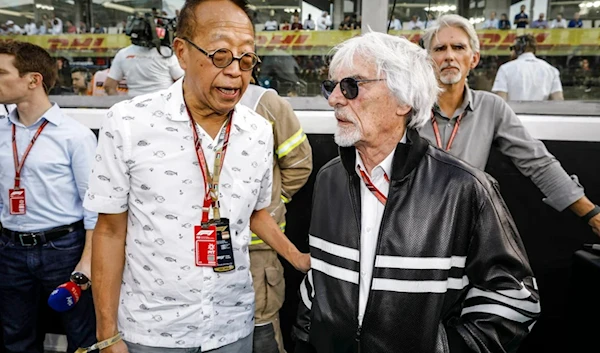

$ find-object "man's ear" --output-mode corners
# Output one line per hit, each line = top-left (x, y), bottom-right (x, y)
(29, 73), (44, 90)
(396, 104), (412, 117)
(173, 38), (188, 71)
(471, 51), (481, 69)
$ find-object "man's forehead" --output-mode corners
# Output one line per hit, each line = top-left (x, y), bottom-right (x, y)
(432, 28), (470, 45)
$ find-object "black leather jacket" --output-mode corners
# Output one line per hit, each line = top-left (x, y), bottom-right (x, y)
(294, 129), (540, 353)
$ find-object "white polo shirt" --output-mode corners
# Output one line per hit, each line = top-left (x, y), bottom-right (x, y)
(492, 53), (563, 101)
(84, 78), (274, 349)
(108, 45), (184, 97)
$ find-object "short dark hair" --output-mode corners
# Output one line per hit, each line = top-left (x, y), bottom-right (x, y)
(177, 0), (251, 40)
(71, 67), (92, 82)
(0, 41), (57, 93)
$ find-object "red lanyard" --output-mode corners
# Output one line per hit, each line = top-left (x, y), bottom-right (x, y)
(357, 166), (389, 206)
(188, 108), (232, 225)
(12, 120), (49, 189)
(430, 111), (465, 152)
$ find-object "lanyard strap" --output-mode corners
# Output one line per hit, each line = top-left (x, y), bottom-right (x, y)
(12, 120), (49, 189)
(357, 166), (389, 206)
(430, 111), (465, 152)
(188, 109), (232, 224)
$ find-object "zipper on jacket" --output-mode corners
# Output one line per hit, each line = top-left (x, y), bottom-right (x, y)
(348, 174), (362, 353)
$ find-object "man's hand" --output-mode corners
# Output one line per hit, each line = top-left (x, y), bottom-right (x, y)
(589, 213), (600, 237)
(101, 339), (129, 353)
(290, 252), (311, 273)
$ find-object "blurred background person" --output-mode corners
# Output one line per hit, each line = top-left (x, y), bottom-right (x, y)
(492, 34), (563, 101)
(568, 12), (583, 28)
(482, 11), (498, 29)
(551, 13), (568, 28)
(499, 13), (511, 29)
(71, 68), (92, 96)
(531, 13), (549, 28)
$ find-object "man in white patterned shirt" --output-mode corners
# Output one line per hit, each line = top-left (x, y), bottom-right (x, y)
(84, 1), (310, 353)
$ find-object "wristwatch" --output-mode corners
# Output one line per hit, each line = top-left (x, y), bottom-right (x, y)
(582, 205), (600, 224)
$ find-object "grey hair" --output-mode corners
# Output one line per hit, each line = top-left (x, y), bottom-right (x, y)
(422, 14), (480, 54)
(328, 30), (440, 128)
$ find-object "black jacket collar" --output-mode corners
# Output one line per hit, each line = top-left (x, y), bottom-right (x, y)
(339, 128), (429, 182)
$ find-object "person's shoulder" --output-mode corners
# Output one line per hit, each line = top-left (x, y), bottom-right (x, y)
(234, 104), (272, 132)
(56, 109), (96, 140)
(472, 89), (505, 105)
(425, 146), (496, 193)
(316, 156), (343, 181)
(109, 89), (166, 118)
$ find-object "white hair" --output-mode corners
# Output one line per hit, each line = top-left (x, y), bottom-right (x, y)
(422, 14), (480, 54)
(328, 30), (440, 129)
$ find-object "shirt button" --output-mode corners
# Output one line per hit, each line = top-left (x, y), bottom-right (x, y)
(366, 227), (372, 233)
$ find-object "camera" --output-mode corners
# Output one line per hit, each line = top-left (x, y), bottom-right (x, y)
(125, 13), (176, 57)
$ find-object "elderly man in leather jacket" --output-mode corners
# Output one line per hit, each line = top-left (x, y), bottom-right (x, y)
(293, 31), (540, 353)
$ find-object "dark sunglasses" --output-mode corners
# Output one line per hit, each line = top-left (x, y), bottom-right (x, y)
(321, 78), (386, 100)
(181, 37), (261, 71)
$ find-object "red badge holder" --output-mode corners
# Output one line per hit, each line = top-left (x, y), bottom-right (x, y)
(9, 188), (26, 215)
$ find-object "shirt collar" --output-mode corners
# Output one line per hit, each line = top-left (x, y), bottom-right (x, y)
(354, 131), (406, 179)
(7, 103), (63, 127)
(165, 76), (252, 132)
(433, 85), (473, 118)
(518, 52), (536, 60)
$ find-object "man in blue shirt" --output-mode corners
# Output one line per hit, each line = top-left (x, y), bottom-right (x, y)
(514, 4), (529, 28)
(568, 12), (583, 28)
(0, 41), (98, 353)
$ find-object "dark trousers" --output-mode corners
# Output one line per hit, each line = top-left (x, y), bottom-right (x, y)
(253, 323), (279, 353)
(0, 229), (96, 353)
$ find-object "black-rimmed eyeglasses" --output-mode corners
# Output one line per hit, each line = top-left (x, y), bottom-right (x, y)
(181, 37), (261, 71)
(321, 77), (386, 100)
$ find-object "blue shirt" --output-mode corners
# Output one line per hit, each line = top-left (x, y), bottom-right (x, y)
(0, 104), (98, 232)
(514, 13), (528, 28)
(568, 19), (583, 28)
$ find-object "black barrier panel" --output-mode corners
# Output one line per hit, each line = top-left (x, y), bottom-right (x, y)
(32, 131), (600, 353)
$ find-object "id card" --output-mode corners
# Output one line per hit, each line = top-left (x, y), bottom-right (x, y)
(195, 224), (217, 267)
(212, 218), (235, 273)
(9, 188), (26, 215)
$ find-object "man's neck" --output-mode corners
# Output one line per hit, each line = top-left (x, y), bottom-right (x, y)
(356, 126), (405, 175)
(183, 83), (230, 139)
(438, 81), (466, 118)
(16, 96), (52, 127)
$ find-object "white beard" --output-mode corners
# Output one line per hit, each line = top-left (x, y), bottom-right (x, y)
(334, 122), (361, 147)
(440, 69), (462, 85)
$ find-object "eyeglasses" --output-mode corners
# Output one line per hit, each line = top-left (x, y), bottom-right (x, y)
(182, 37), (261, 71)
(321, 77), (386, 100)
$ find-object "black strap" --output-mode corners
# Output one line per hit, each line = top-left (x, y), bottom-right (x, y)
(582, 205), (600, 224)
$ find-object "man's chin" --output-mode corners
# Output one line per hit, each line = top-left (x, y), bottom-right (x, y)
(334, 131), (360, 147)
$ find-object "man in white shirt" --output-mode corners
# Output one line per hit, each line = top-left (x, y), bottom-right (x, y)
(85, 1), (310, 352)
(387, 15), (401, 30)
(303, 14), (315, 30)
(51, 16), (63, 34)
(406, 15), (424, 30)
(264, 17), (278, 31)
(23, 19), (37, 35)
(492, 34), (563, 101)
(482, 11), (499, 29)
(6, 21), (23, 35)
(317, 11), (331, 30)
(103, 44), (184, 97)
(551, 13), (568, 28)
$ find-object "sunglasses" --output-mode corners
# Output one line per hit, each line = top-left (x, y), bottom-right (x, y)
(182, 37), (261, 71)
(321, 78), (386, 100)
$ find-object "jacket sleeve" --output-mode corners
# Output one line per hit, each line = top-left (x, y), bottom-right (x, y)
(448, 177), (541, 353)
(492, 97), (584, 211)
(257, 91), (313, 204)
(293, 269), (314, 349)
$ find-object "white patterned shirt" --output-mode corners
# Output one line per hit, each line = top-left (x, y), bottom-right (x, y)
(84, 78), (274, 349)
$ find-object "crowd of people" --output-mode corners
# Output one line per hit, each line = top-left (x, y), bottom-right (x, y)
(1, 1), (600, 353)
(483, 5), (588, 29)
